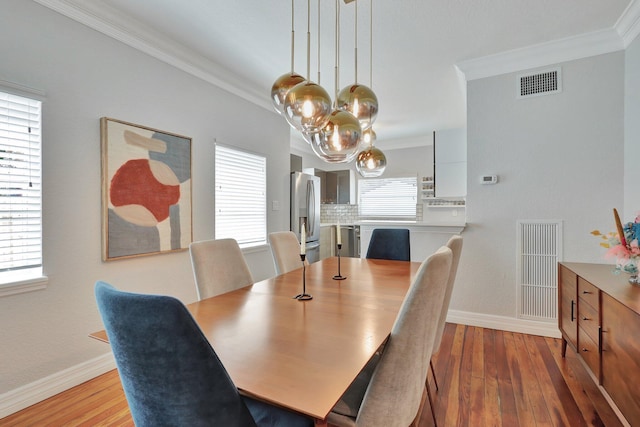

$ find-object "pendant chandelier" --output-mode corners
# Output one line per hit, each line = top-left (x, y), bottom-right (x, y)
(272, 0), (381, 166)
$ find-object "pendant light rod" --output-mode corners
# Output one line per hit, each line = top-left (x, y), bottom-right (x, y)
(290, 0), (295, 72)
(317, 0), (321, 84)
(306, 0), (311, 81)
(334, 0), (340, 103)
(369, 0), (373, 87)
(354, 0), (358, 84)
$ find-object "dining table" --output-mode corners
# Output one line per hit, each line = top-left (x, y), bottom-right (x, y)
(91, 256), (421, 425)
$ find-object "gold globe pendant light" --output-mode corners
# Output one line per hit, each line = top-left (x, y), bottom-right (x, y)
(271, 1), (305, 115)
(272, 73), (305, 115)
(309, 0), (361, 163)
(309, 109), (361, 163)
(355, 144), (387, 177)
(362, 127), (376, 145)
(337, 0), (378, 131)
(284, 0), (332, 134)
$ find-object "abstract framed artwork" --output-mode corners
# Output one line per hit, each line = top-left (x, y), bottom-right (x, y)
(100, 117), (192, 260)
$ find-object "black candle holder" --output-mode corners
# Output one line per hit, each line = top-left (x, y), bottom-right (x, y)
(333, 243), (347, 280)
(294, 254), (313, 300)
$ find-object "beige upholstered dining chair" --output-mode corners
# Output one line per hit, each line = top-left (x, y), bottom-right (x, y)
(425, 234), (463, 426)
(268, 231), (308, 275)
(189, 238), (253, 300)
(327, 246), (453, 427)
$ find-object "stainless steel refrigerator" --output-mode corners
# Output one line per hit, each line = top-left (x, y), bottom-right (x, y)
(290, 171), (320, 263)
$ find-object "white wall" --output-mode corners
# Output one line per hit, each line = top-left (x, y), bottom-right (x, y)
(460, 52), (624, 318)
(625, 36), (640, 220)
(0, 0), (289, 394)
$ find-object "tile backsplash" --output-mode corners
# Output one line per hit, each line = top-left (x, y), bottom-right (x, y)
(321, 204), (359, 223)
(320, 204), (425, 223)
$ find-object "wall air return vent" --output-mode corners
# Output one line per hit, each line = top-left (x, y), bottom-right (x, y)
(517, 67), (561, 98)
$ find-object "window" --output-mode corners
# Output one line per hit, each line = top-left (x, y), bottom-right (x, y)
(214, 144), (267, 248)
(0, 90), (44, 288)
(358, 177), (417, 219)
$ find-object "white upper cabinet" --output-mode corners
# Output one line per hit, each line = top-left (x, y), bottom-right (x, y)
(434, 128), (467, 198)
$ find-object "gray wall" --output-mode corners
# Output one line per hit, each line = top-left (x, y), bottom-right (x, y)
(625, 35), (640, 219)
(460, 52), (624, 317)
(0, 0), (289, 394)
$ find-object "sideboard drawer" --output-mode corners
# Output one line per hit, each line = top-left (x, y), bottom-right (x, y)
(578, 277), (598, 310)
(578, 298), (599, 343)
(578, 325), (600, 380)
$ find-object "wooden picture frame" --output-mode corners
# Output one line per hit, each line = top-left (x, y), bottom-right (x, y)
(100, 117), (192, 260)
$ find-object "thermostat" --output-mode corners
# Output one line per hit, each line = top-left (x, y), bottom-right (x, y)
(481, 175), (498, 184)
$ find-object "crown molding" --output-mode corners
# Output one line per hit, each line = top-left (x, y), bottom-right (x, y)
(31, 0), (271, 111)
(616, 0), (640, 47)
(456, 28), (624, 81)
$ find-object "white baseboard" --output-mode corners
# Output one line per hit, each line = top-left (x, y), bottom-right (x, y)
(0, 353), (116, 419)
(0, 312), (560, 419)
(447, 309), (562, 338)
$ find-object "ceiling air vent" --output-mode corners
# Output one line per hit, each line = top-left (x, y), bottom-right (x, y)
(517, 67), (561, 98)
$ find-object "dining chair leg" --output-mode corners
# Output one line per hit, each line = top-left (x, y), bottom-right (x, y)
(429, 359), (439, 392)
(410, 386), (428, 427)
(426, 380), (438, 427)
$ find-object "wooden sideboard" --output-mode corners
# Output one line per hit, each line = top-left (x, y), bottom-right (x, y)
(558, 262), (640, 426)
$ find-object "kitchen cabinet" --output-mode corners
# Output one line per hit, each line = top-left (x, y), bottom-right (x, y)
(314, 169), (355, 204)
(558, 262), (640, 425)
(335, 170), (355, 204)
(434, 128), (466, 198)
(319, 225), (335, 259)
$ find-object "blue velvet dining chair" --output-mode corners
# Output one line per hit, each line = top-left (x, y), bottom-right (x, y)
(365, 228), (411, 261)
(94, 281), (312, 427)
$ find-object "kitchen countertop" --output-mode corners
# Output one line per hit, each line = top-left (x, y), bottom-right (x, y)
(357, 221), (465, 232)
(321, 221), (466, 230)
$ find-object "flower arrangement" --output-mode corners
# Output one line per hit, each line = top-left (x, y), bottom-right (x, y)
(592, 208), (640, 275)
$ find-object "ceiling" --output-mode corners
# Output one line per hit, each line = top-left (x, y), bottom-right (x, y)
(36, 0), (637, 149)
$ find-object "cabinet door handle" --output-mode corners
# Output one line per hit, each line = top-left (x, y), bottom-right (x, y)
(581, 348), (589, 352)
(582, 316), (590, 321)
(582, 290), (592, 294)
(571, 300), (575, 321)
(598, 326), (603, 353)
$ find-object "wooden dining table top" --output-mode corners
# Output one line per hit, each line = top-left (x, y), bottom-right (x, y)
(91, 256), (421, 422)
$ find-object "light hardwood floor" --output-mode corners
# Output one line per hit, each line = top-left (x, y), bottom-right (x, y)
(1, 323), (622, 426)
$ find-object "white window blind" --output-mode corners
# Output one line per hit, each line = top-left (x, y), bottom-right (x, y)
(215, 144), (267, 248)
(0, 91), (42, 280)
(358, 177), (417, 219)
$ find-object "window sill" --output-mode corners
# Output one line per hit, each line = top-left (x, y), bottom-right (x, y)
(241, 244), (269, 254)
(0, 275), (49, 297)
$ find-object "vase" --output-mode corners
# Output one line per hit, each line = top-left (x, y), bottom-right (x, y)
(629, 274), (640, 285)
